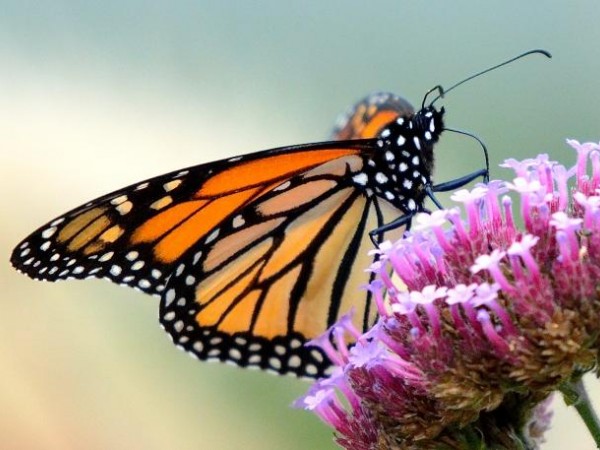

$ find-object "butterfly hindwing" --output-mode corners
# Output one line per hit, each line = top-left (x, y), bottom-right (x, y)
(159, 155), (393, 377)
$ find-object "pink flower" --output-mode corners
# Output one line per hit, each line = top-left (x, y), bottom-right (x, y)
(297, 140), (600, 449)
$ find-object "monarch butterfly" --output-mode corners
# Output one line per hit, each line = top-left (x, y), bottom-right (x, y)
(10, 50), (550, 378)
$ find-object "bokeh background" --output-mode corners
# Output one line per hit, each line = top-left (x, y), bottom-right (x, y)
(2, 1), (600, 449)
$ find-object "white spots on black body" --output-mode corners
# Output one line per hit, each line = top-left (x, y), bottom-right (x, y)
(41, 227), (57, 239)
(229, 348), (242, 360)
(408, 199), (417, 210)
(99, 251), (114, 262)
(274, 180), (291, 191)
(424, 131), (432, 141)
(192, 251), (203, 265)
(310, 349), (324, 363)
(384, 191), (395, 201)
(403, 179), (413, 190)
(368, 160), (376, 167)
(165, 289), (176, 306)
(174, 321), (184, 333)
(111, 195), (128, 205)
(274, 345), (286, 355)
(288, 355), (301, 368)
(269, 358), (282, 371)
(413, 137), (421, 151)
(163, 180), (182, 192)
(193, 341), (204, 353)
(385, 151), (394, 162)
(352, 173), (368, 186)
(376, 139), (384, 148)
(397, 135), (406, 146)
(413, 171), (420, 179)
(375, 172), (388, 184)
(380, 128), (391, 138)
(126, 251), (139, 261)
(150, 196), (173, 210)
(399, 163), (408, 173)
(429, 119), (436, 132)
(412, 156), (420, 166)
(396, 117), (404, 125)
(131, 260), (145, 271)
(249, 342), (261, 352)
(116, 201), (133, 215)
(50, 218), (65, 227)
(232, 215), (245, 229)
(205, 228), (219, 244)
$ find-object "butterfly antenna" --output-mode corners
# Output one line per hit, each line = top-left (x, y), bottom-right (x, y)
(423, 49), (552, 108)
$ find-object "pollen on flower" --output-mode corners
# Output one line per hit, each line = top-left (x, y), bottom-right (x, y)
(297, 139), (600, 450)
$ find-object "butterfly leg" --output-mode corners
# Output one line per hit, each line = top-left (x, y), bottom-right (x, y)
(369, 198), (414, 247)
(431, 167), (489, 192)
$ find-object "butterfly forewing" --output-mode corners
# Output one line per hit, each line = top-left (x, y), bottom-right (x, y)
(11, 143), (370, 297)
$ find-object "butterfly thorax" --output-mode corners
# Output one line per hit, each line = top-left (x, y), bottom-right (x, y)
(352, 106), (445, 213)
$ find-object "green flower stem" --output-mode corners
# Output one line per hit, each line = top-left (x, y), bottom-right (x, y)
(560, 379), (600, 448)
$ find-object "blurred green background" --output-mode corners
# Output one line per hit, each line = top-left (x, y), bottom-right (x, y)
(2, 1), (599, 449)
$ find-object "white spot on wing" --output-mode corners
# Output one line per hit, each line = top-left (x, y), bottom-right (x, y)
(41, 227), (57, 239)
(352, 173), (368, 186)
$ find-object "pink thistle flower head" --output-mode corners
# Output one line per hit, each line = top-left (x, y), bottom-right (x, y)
(298, 139), (600, 450)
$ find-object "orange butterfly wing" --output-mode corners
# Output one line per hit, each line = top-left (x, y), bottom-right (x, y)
(12, 92), (417, 377)
(332, 92), (415, 139)
(11, 143), (369, 296)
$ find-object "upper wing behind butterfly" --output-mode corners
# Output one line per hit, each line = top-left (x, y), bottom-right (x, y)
(10, 141), (374, 296)
(332, 92), (415, 140)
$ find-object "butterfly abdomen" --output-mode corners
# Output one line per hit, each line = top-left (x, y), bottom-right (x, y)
(352, 105), (445, 214)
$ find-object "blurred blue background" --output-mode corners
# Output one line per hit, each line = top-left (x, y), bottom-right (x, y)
(2, 1), (599, 449)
